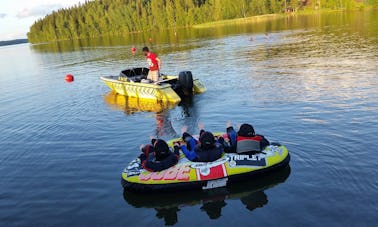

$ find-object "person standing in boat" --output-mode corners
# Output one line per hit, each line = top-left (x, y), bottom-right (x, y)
(142, 46), (162, 82)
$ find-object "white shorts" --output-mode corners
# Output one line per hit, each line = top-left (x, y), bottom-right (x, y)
(147, 70), (159, 82)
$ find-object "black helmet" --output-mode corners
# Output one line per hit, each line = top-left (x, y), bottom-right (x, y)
(238, 123), (255, 137)
(153, 139), (170, 160)
(182, 132), (192, 142)
(199, 131), (215, 149)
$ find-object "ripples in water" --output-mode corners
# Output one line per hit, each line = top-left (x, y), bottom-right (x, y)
(1, 10), (378, 226)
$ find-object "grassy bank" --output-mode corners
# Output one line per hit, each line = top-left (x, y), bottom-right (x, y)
(193, 14), (286, 29)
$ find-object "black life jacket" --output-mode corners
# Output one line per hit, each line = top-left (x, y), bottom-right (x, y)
(143, 152), (178, 172)
(193, 143), (223, 162)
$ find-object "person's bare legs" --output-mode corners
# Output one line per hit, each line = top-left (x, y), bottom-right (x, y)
(147, 70), (159, 82)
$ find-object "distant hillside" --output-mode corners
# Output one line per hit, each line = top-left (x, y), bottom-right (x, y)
(27, 0), (373, 43)
(0, 39), (28, 46)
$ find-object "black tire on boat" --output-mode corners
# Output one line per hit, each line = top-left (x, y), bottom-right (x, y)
(178, 71), (194, 96)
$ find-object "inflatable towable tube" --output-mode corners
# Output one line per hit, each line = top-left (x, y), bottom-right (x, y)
(123, 166), (291, 213)
(122, 134), (290, 193)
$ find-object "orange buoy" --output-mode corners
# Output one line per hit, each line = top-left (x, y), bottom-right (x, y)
(65, 74), (74, 82)
(131, 47), (136, 54)
(149, 37), (152, 43)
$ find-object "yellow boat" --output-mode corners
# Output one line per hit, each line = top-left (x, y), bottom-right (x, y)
(121, 134), (290, 193)
(101, 68), (206, 104)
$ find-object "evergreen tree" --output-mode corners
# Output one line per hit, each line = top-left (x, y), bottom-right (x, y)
(27, 0), (374, 43)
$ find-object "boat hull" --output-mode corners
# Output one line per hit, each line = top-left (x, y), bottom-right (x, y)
(101, 76), (182, 103)
(101, 76), (206, 104)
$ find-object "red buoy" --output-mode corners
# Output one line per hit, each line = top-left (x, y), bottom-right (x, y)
(65, 74), (74, 82)
(131, 47), (136, 54)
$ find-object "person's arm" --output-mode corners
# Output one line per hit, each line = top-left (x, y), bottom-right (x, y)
(139, 144), (153, 162)
(143, 160), (165, 172)
(173, 144), (180, 157)
(187, 138), (197, 152)
(180, 140), (197, 161)
(198, 122), (205, 137)
(142, 153), (157, 172)
(218, 137), (232, 153)
(258, 135), (270, 149)
(156, 57), (161, 69)
(226, 126), (237, 152)
(199, 129), (205, 137)
(149, 135), (157, 145)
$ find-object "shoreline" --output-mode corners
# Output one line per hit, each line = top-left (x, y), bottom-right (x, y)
(30, 8), (376, 44)
(193, 8), (376, 29)
(193, 14), (285, 29)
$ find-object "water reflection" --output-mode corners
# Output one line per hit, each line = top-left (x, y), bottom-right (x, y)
(154, 111), (178, 138)
(123, 166), (290, 225)
(103, 92), (177, 115)
(103, 92), (199, 138)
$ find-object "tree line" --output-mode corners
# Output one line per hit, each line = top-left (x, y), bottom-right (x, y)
(27, 0), (375, 43)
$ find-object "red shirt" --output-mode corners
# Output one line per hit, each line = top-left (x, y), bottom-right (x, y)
(237, 135), (263, 142)
(146, 52), (159, 71)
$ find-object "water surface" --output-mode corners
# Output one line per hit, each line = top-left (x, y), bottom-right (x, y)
(0, 11), (377, 226)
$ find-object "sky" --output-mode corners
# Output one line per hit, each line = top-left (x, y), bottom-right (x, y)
(0, 0), (86, 41)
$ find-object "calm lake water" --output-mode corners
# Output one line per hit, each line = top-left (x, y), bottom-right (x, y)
(1, 11), (377, 226)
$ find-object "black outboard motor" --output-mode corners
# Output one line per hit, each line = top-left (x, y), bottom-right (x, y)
(178, 71), (194, 96)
